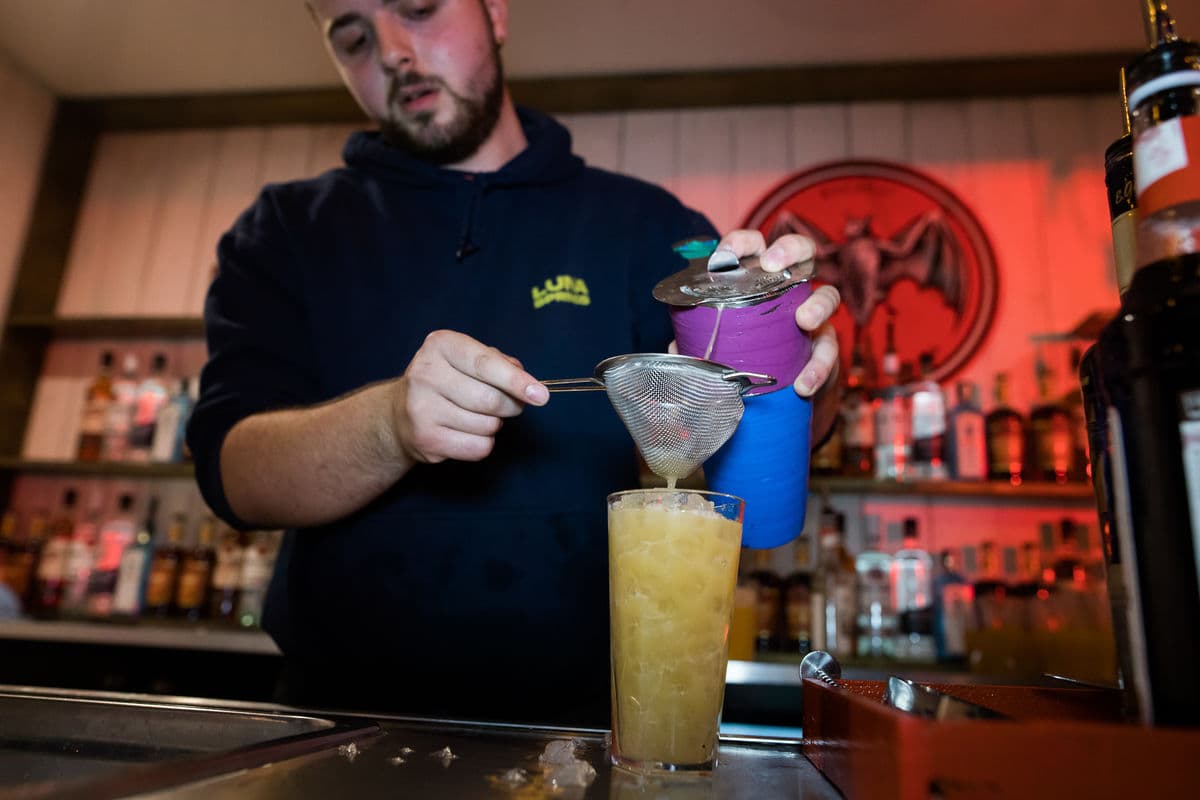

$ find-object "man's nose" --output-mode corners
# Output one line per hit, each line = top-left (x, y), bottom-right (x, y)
(373, 12), (414, 70)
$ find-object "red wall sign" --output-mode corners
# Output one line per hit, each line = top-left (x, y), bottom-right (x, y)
(743, 160), (999, 383)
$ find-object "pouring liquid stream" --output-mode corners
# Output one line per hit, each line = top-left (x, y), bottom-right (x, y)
(662, 306), (723, 492)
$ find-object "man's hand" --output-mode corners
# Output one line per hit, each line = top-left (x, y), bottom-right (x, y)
(712, 229), (842, 441)
(393, 330), (550, 464)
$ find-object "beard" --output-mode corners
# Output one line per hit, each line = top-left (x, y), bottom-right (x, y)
(379, 47), (505, 166)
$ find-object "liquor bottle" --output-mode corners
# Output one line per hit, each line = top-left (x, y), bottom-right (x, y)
(208, 524), (244, 624)
(854, 517), (894, 659)
(840, 343), (875, 476)
(59, 500), (101, 618)
(1130, 6), (1200, 266)
(142, 513), (186, 618)
(972, 541), (1009, 631)
(781, 533), (814, 655)
(102, 353), (140, 462)
(32, 489), (77, 617)
(112, 497), (158, 618)
(76, 351), (114, 462)
(1008, 541), (1055, 633)
(150, 377), (194, 464)
(1, 510), (45, 606)
(908, 353), (948, 481)
(945, 381), (987, 480)
(890, 518), (935, 661)
(236, 531), (280, 629)
(0, 510), (18, 579)
(932, 548), (969, 663)
(86, 493), (137, 618)
(809, 509), (857, 658)
(1029, 359), (1074, 484)
(985, 372), (1026, 485)
(174, 516), (217, 621)
(127, 353), (170, 462)
(874, 359), (912, 482)
(747, 549), (783, 654)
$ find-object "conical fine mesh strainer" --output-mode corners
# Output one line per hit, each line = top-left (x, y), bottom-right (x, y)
(542, 353), (775, 480)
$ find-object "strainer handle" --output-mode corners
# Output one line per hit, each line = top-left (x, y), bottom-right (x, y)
(541, 377), (606, 393)
(724, 371), (777, 393)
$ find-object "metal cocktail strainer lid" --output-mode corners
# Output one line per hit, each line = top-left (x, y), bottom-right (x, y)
(542, 353), (775, 480)
(652, 239), (810, 308)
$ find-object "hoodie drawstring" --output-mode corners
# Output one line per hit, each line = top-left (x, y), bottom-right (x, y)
(455, 179), (483, 261)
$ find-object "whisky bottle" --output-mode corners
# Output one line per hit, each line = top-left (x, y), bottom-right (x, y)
(174, 516), (217, 621)
(1029, 359), (1074, 484)
(985, 373), (1026, 484)
(143, 513), (185, 617)
(840, 343), (875, 476)
(76, 351), (114, 462)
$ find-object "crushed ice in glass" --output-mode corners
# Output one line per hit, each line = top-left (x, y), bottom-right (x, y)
(431, 746), (459, 768)
(337, 742), (359, 762)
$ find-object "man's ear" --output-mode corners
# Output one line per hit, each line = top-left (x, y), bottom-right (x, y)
(483, 0), (509, 47)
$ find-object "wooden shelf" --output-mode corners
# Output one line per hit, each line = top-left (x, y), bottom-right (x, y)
(811, 476), (1095, 502)
(5, 315), (204, 338)
(0, 458), (194, 479)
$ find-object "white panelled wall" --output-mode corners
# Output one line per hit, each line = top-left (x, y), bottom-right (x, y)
(18, 96), (1118, 563)
(0, 55), (54, 344)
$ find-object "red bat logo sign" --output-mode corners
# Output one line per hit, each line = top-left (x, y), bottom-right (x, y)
(743, 161), (998, 383)
(768, 210), (966, 333)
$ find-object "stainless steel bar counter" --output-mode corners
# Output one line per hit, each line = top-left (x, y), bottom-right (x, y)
(0, 685), (841, 799)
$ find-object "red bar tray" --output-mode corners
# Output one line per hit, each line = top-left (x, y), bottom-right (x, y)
(801, 678), (1200, 799)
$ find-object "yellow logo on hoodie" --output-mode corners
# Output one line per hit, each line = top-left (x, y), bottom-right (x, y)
(531, 275), (590, 309)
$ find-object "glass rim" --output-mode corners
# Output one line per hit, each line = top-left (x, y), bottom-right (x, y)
(606, 487), (745, 507)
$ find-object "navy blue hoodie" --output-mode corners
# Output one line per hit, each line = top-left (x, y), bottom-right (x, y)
(187, 108), (715, 724)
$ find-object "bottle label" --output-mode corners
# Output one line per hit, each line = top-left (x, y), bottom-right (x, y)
(144, 561), (175, 606)
(36, 539), (67, 581)
(238, 548), (274, 590)
(911, 391), (946, 439)
(1033, 414), (1072, 475)
(1135, 116), (1200, 217)
(987, 418), (1024, 475)
(1178, 390), (1200, 602)
(176, 560), (210, 609)
(80, 401), (108, 435)
(112, 549), (148, 613)
(953, 414), (987, 479)
(842, 401), (875, 447)
(212, 545), (243, 589)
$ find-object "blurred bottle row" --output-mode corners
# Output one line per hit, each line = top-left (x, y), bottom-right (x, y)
(75, 350), (197, 464)
(730, 504), (1114, 681)
(815, 320), (1090, 486)
(0, 488), (282, 629)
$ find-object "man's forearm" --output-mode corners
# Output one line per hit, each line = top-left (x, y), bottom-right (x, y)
(219, 380), (414, 529)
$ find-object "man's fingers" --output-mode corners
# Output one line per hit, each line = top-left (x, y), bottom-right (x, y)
(795, 284), (841, 331)
(426, 330), (548, 406)
(712, 230), (767, 261)
(762, 233), (817, 274)
(795, 323), (839, 397)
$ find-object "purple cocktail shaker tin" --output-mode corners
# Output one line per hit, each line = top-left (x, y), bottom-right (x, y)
(653, 238), (814, 549)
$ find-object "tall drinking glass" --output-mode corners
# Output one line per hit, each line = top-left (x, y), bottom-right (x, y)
(607, 488), (745, 774)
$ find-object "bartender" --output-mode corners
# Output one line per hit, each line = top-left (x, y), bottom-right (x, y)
(186, 0), (842, 726)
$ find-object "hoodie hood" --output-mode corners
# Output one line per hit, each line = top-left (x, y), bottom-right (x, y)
(342, 106), (584, 189)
